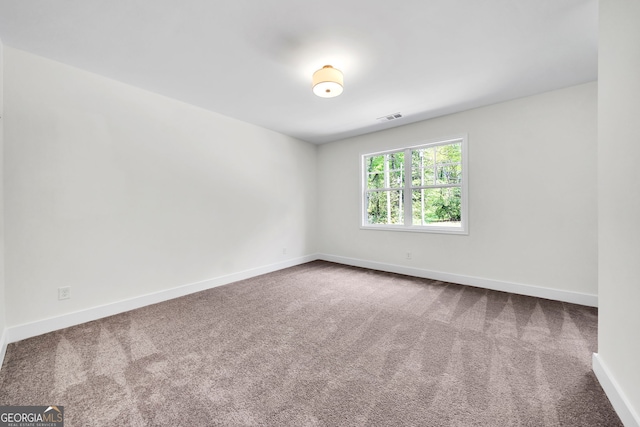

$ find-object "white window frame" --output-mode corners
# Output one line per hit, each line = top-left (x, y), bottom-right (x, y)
(360, 134), (468, 235)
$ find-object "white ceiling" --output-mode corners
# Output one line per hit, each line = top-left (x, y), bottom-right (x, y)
(0, 0), (598, 144)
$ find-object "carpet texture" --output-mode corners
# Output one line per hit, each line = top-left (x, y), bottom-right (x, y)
(0, 261), (622, 426)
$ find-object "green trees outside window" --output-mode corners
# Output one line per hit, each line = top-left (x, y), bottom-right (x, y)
(363, 138), (465, 231)
(411, 143), (462, 225)
(366, 152), (404, 224)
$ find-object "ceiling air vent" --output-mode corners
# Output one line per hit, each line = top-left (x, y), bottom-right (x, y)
(376, 112), (403, 123)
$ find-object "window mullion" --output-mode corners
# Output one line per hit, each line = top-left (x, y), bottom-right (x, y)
(384, 155), (391, 223)
(404, 149), (412, 226)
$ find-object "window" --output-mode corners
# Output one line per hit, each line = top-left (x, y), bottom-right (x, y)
(362, 135), (468, 234)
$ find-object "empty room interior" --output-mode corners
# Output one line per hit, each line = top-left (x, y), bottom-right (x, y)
(0, 0), (639, 426)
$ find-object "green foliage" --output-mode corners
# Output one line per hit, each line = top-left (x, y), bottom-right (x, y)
(411, 188), (461, 225)
(412, 143), (462, 224)
(365, 143), (462, 226)
(367, 190), (403, 225)
(432, 187), (461, 222)
(365, 152), (405, 225)
(411, 143), (461, 187)
(367, 153), (404, 190)
(367, 155), (385, 189)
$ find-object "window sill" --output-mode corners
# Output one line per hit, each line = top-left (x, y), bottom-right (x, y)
(360, 224), (468, 235)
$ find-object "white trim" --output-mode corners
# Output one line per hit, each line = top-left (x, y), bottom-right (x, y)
(359, 224), (469, 235)
(4, 255), (316, 346)
(361, 134), (468, 235)
(318, 253), (598, 307)
(593, 353), (640, 427)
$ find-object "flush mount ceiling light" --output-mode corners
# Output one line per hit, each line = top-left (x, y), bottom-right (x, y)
(312, 65), (343, 98)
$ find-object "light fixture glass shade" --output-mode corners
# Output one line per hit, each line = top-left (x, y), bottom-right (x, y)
(312, 65), (343, 98)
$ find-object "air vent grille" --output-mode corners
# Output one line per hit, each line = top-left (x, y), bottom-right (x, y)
(376, 112), (403, 122)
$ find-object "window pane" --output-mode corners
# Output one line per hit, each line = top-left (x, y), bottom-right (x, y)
(436, 143), (461, 164)
(367, 152), (404, 189)
(434, 143), (461, 185)
(413, 148), (435, 167)
(366, 190), (404, 225)
(412, 148), (435, 186)
(366, 155), (385, 174)
(422, 166), (435, 185)
(412, 187), (461, 226)
(368, 172), (384, 189)
(436, 163), (461, 184)
(389, 170), (404, 188)
(411, 168), (421, 187)
(388, 152), (404, 188)
(388, 152), (404, 170)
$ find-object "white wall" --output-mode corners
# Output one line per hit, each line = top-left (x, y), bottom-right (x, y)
(0, 39), (6, 355)
(3, 47), (317, 328)
(597, 0), (640, 423)
(318, 83), (598, 300)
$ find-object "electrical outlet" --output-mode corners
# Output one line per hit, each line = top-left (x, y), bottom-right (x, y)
(406, 252), (412, 260)
(282, 247), (287, 255)
(58, 286), (71, 300)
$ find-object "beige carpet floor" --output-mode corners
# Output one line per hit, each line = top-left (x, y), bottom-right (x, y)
(0, 261), (622, 426)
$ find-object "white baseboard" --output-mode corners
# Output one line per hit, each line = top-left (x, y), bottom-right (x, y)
(593, 353), (640, 427)
(4, 255), (317, 346)
(317, 253), (598, 307)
